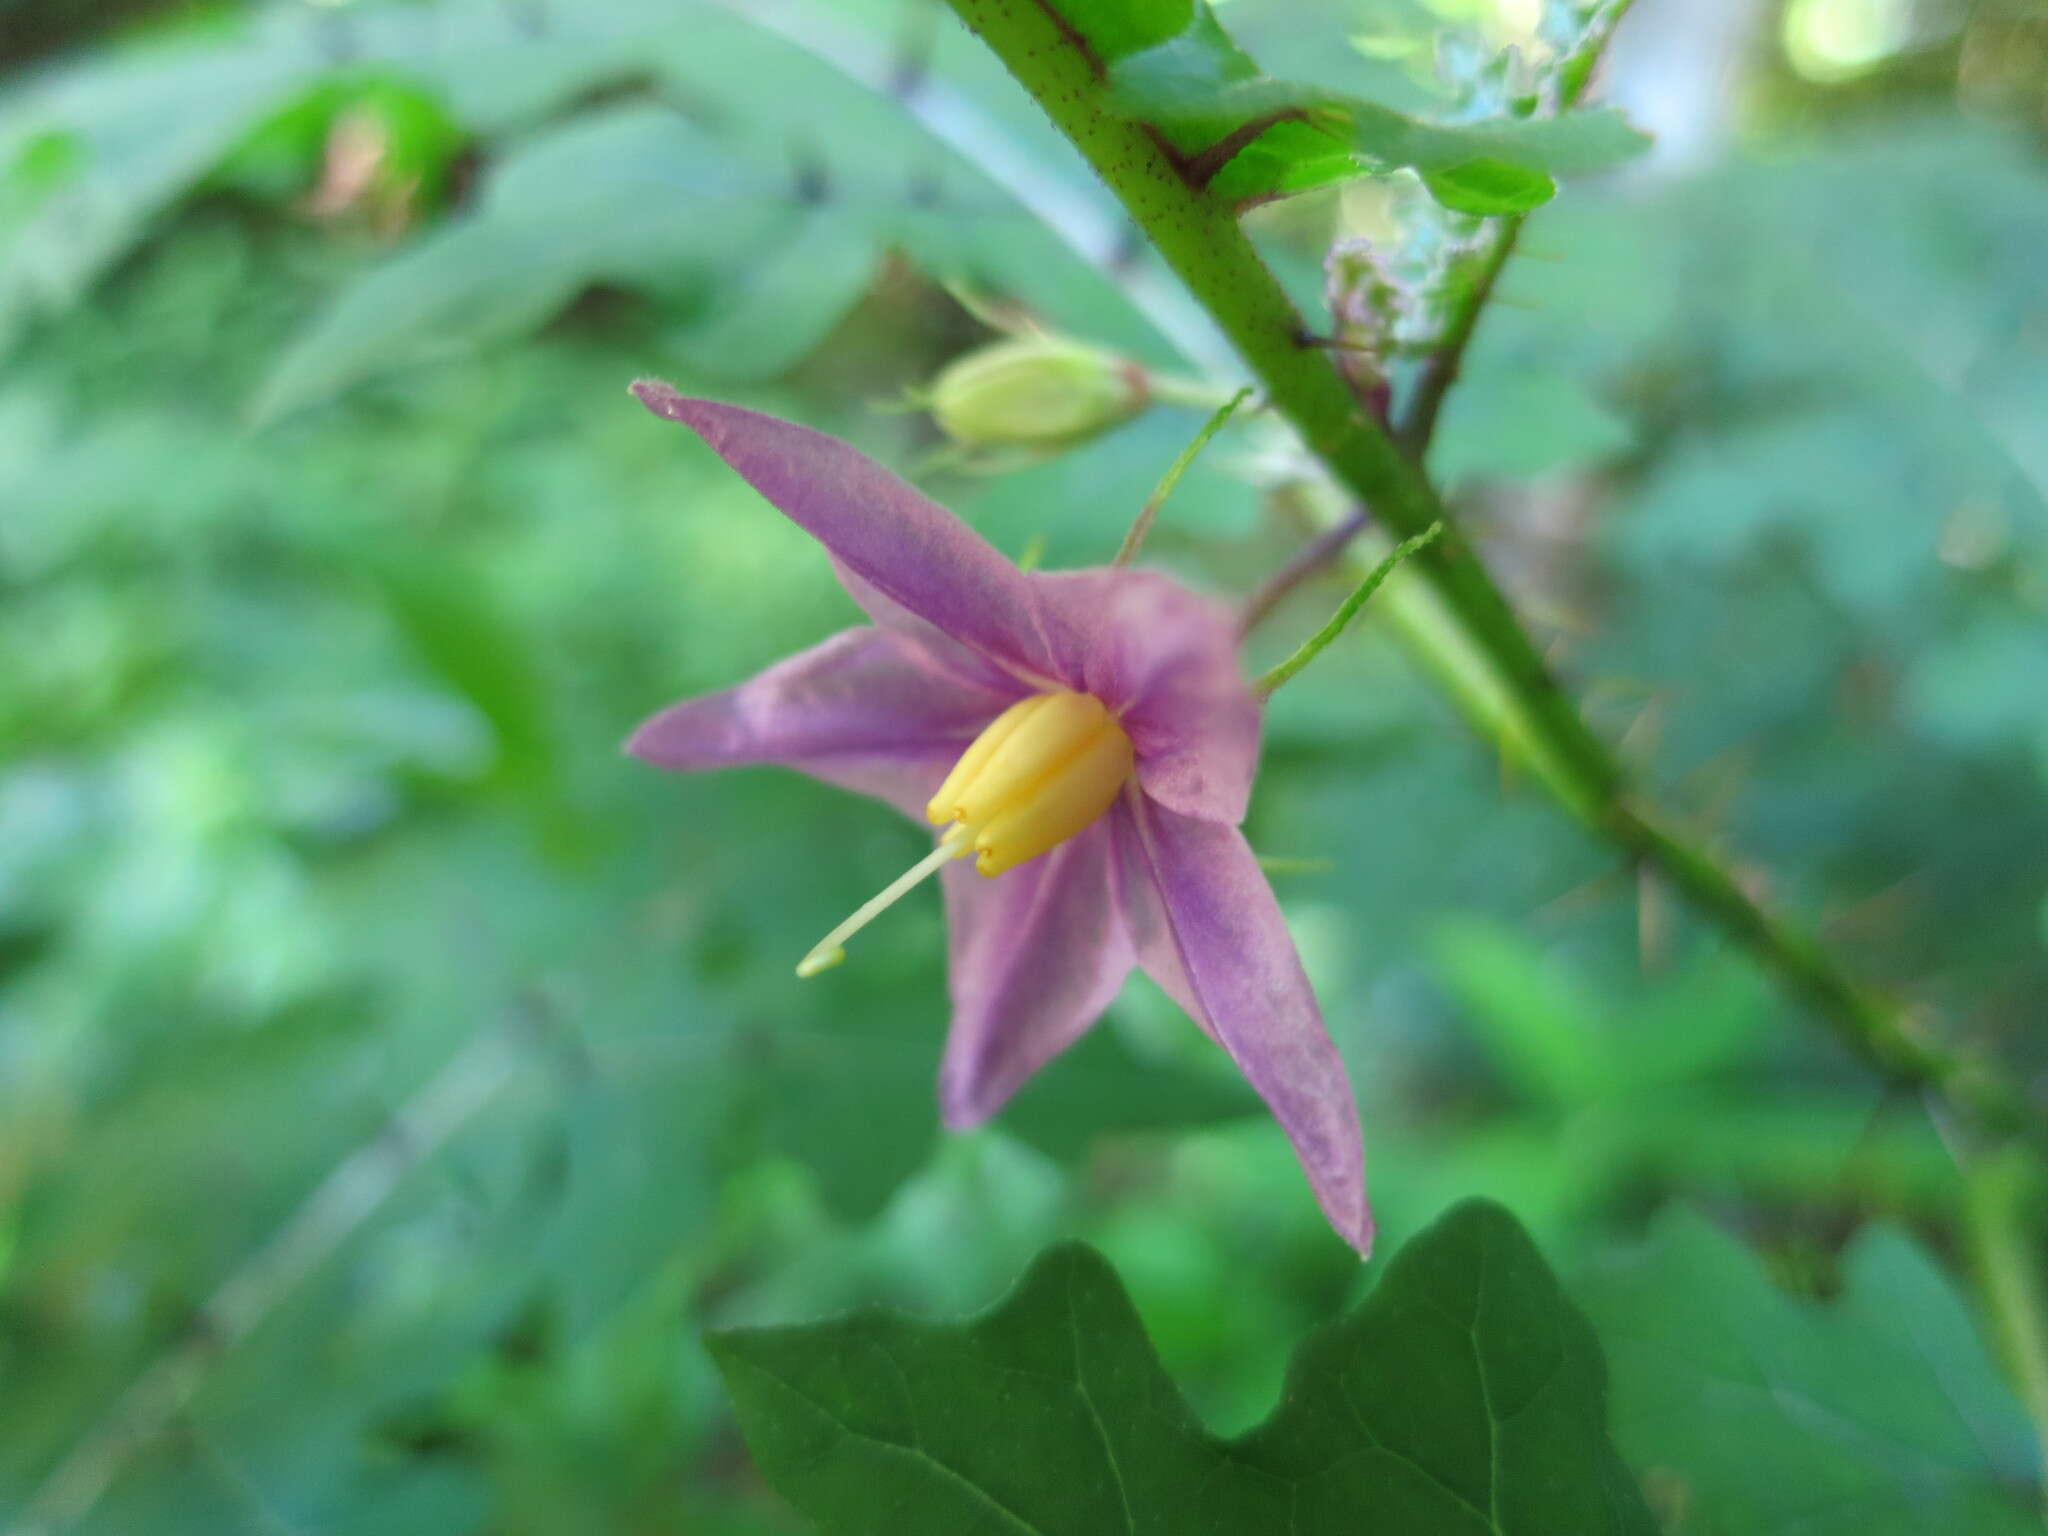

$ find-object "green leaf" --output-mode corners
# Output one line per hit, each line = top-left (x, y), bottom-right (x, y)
(1424, 160), (1557, 216)
(1097, 9), (1262, 112)
(1582, 1210), (2045, 1535)
(1104, 14), (1649, 210)
(359, 546), (559, 800)
(1049, 0), (1199, 66)
(0, 32), (312, 349)
(710, 1200), (1654, 1534)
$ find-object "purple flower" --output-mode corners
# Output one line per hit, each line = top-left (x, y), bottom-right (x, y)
(626, 381), (1371, 1256)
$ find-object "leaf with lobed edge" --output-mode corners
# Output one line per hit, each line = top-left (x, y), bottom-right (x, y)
(710, 1200), (1655, 1534)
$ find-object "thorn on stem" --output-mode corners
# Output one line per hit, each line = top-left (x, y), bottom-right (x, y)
(1295, 329), (1380, 353)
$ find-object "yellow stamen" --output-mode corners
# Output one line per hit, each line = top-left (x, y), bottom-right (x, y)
(924, 693), (1053, 826)
(972, 721), (1132, 875)
(929, 690), (1134, 878)
(798, 690), (1133, 978)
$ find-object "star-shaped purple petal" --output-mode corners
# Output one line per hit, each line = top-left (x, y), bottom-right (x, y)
(626, 382), (1371, 1256)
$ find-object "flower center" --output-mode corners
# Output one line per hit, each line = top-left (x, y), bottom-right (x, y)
(795, 690), (1133, 978)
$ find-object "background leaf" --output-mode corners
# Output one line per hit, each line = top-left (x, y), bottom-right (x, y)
(1581, 1210), (2045, 1535)
(254, 104), (766, 419)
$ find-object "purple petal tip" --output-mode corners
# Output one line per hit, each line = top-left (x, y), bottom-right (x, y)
(938, 1083), (994, 1133)
(1345, 1207), (1377, 1261)
(630, 378), (689, 419)
(620, 720), (659, 762)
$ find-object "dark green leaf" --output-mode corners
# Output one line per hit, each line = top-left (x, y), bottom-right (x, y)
(711, 1200), (1654, 1534)
(1582, 1211), (2044, 1535)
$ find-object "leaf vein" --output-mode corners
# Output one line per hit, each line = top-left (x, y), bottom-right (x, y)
(724, 1354), (1051, 1536)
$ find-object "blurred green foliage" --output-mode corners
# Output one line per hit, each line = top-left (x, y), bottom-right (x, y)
(2, 0), (2045, 1531)
(1584, 1210), (2045, 1534)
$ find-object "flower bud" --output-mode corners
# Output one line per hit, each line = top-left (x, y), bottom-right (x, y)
(927, 337), (1149, 450)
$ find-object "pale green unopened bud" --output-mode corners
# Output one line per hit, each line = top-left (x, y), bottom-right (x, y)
(928, 338), (1149, 450)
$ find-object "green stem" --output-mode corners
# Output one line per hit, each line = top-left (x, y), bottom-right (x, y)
(943, 0), (2039, 1146)
(1965, 1148), (2048, 1518)
(1253, 523), (1444, 697)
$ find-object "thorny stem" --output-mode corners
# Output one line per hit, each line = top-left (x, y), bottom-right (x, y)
(1253, 524), (1444, 697)
(1115, 386), (1252, 565)
(944, 0), (2041, 1146)
(1602, 802), (2024, 1137)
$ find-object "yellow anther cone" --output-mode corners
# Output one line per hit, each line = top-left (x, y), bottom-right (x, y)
(928, 690), (1133, 877)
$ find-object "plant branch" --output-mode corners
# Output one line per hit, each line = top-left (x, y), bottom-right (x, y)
(944, 0), (2040, 1146)
(1603, 803), (2028, 1137)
